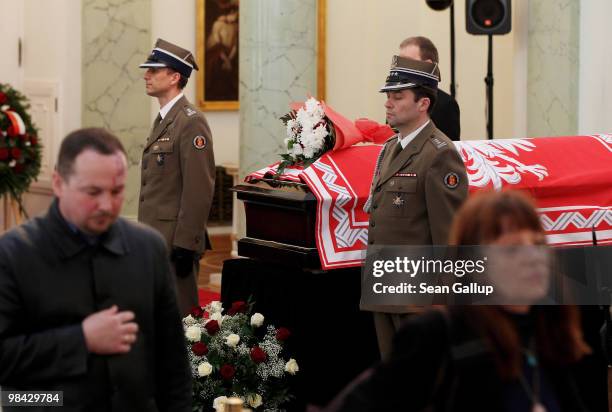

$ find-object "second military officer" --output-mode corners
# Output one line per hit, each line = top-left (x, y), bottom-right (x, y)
(363, 55), (468, 358)
(139, 39), (216, 316)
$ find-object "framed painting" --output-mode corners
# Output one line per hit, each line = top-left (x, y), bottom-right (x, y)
(196, 0), (326, 111)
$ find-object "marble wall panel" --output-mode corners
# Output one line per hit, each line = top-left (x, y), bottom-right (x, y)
(528, 0), (580, 137)
(82, 0), (151, 218)
(239, 0), (318, 177)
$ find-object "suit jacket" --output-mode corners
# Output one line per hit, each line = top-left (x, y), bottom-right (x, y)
(432, 89), (460, 141)
(138, 95), (216, 255)
(0, 201), (192, 412)
(363, 122), (467, 313)
(324, 309), (595, 412)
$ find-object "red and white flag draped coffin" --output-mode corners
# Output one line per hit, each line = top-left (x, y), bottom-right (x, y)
(244, 134), (612, 270)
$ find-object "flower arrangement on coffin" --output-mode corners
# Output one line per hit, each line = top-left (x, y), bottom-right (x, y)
(276, 97), (395, 177)
(278, 97), (335, 175)
(0, 83), (41, 213)
(184, 300), (299, 411)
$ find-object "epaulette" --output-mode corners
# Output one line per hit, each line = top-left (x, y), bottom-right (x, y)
(430, 135), (448, 150)
(184, 106), (198, 117)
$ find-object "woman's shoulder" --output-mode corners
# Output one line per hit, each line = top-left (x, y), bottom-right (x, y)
(391, 309), (452, 358)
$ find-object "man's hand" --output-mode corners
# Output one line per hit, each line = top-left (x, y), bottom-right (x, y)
(82, 305), (139, 355)
(171, 246), (196, 278)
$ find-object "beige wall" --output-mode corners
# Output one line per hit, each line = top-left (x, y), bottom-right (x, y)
(326, 0), (527, 140)
(24, 0), (82, 144)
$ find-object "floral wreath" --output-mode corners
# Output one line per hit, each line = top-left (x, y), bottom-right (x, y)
(0, 84), (41, 212)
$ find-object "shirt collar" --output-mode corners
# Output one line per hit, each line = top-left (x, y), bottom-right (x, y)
(398, 120), (430, 149)
(159, 92), (184, 119)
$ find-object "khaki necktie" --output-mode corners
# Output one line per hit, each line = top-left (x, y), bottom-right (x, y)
(147, 114), (162, 145)
(389, 141), (403, 160)
(153, 113), (162, 130)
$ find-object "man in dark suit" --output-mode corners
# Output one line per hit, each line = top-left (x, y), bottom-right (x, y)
(139, 39), (216, 316)
(0, 128), (191, 411)
(363, 56), (468, 358)
(400, 36), (461, 141)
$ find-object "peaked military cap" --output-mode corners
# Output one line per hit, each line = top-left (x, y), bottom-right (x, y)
(379, 55), (440, 92)
(139, 38), (199, 78)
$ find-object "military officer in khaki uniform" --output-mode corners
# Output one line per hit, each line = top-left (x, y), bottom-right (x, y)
(363, 56), (468, 358)
(138, 39), (216, 316)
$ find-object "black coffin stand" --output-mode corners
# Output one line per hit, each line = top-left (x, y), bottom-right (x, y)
(223, 183), (379, 410)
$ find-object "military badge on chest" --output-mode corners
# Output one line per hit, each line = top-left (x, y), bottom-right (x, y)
(392, 194), (405, 207)
(156, 153), (165, 166)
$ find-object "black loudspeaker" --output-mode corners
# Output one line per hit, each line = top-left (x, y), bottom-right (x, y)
(466, 0), (511, 35)
(426, 0), (453, 11)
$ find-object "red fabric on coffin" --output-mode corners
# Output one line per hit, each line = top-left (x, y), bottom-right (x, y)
(354, 118), (396, 144)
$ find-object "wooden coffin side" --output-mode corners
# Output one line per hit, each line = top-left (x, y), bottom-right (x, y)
(231, 183), (321, 268)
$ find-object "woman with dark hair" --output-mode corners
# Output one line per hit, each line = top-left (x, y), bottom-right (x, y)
(323, 191), (599, 412)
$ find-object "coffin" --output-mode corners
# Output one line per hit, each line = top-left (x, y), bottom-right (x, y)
(237, 134), (612, 270)
(231, 181), (321, 268)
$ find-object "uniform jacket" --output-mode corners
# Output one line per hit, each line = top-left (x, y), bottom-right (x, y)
(0, 201), (192, 412)
(363, 122), (467, 313)
(138, 95), (216, 255)
(432, 89), (460, 141)
(366, 121), (467, 247)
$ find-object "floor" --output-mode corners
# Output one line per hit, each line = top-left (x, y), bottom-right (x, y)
(197, 231), (233, 294)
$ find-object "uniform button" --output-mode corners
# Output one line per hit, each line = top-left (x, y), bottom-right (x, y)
(375, 187), (381, 193)
(370, 222), (375, 228)
(369, 240), (374, 245)
(372, 204), (378, 210)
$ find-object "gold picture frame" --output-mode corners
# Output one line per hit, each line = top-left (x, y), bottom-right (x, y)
(196, 0), (326, 111)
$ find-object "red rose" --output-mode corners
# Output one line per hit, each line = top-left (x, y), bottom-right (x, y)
(191, 342), (208, 356)
(14, 164), (24, 174)
(276, 327), (291, 341)
(204, 320), (220, 335)
(10, 148), (21, 159)
(250, 346), (267, 364)
(219, 364), (235, 380)
(190, 305), (204, 318)
(0, 148), (8, 160)
(0, 92), (6, 104)
(227, 301), (248, 315)
(30, 137), (37, 146)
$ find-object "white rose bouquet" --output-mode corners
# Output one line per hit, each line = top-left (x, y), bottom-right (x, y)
(184, 300), (298, 411)
(277, 97), (335, 175)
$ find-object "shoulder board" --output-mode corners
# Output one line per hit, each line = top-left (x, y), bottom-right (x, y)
(429, 135), (448, 150)
(184, 106), (198, 117)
